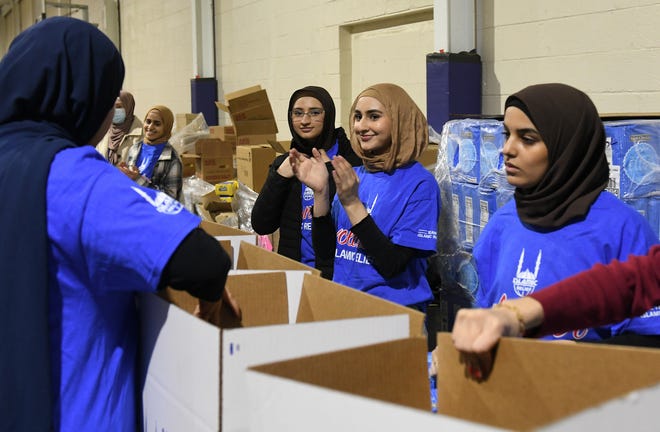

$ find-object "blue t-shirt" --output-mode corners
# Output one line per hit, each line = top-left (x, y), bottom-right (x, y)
(474, 191), (660, 341)
(46, 146), (200, 431)
(300, 142), (339, 267)
(137, 142), (166, 179)
(331, 162), (440, 306)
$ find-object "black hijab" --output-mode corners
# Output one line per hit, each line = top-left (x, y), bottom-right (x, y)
(504, 83), (609, 228)
(287, 86), (338, 155)
(0, 17), (124, 429)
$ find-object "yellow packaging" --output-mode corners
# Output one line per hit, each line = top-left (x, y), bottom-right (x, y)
(215, 180), (239, 197)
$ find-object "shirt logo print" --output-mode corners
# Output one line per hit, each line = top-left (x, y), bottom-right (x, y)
(367, 194), (378, 214)
(132, 186), (183, 215)
(512, 248), (541, 297)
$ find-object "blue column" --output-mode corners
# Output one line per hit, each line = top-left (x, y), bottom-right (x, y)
(426, 52), (482, 133)
(191, 77), (218, 126)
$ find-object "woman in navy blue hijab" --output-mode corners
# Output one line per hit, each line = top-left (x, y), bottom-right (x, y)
(0, 17), (124, 430)
(0, 17), (237, 431)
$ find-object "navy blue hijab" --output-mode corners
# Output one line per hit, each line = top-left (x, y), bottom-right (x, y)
(0, 17), (124, 430)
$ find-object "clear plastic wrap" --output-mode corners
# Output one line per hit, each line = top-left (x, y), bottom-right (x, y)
(181, 175), (215, 213)
(170, 113), (210, 155)
(231, 181), (258, 233)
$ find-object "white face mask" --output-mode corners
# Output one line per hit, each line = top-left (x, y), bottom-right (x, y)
(112, 108), (126, 124)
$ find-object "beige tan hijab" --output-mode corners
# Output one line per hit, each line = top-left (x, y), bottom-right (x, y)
(349, 83), (428, 172)
(143, 105), (174, 145)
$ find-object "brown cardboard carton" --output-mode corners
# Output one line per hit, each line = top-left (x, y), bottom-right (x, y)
(436, 333), (660, 430)
(180, 154), (198, 177)
(195, 156), (234, 184)
(236, 133), (276, 147)
(194, 138), (233, 158)
(235, 144), (275, 193)
(250, 337), (430, 409)
(200, 219), (252, 237)
(215, 85), (278, 136)
(235, 241), (319, 276)
(209, 125), (235, 140)
(175, 113), (199, 131)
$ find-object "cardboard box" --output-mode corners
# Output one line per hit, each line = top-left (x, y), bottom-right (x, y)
(209, 125), (235, 140)
(195, 138), (233, 158)
(214, 211), (237, 227)
(215, 85), (278, 137)
(417, 143), (439, 168)
(195, 156), (234, 184)
(181, 154), (197, 177)
(245, 333), (660, 431)
(185, 138), (235, 183)
(236, 144), (276, 193)
(141, 264), (424, 431)
(199, 220), (256, 268)
(236, 133), (277, 146)
(176, 113), (199, 131)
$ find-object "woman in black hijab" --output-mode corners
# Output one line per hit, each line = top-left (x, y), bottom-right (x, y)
(251, 86), (362, 278)
(473, 83), (660, 347)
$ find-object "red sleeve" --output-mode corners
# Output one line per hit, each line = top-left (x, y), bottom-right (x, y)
(529, 245), (660, 336)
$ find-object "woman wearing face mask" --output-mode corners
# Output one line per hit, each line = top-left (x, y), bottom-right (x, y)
(289, 83), (440, 310)
(119, 105), (183, 201)
(251, 86), (361, 276)
(95, 90), (143, 166)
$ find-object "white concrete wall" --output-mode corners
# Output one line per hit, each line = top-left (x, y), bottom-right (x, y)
(478, 0), (660, 115)
(215, 0), (434, 138)
(118, 0), (195, 122)
(2, 1), (660, 133)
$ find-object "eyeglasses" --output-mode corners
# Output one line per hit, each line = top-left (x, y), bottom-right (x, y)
(291, 109), (324, 121)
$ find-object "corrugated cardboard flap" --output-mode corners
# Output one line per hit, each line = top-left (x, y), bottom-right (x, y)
(436, 332), (660, 431)
(250, 337), (430, 411)
(157, 272), (289, 329)
(295, 274), (425, 338)
(236, 242), (320, 275)
(200, 220), (252, 236)
(221, 272), (289, 327)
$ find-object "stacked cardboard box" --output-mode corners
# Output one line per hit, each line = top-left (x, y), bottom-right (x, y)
(214, 86), (281, 192)
(175, 113), (199, 132)
(193, 138), (234, 184)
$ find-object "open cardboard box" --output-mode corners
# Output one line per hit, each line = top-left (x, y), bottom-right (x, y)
(245, 333), (660, 431)
(199, 220), (257, 269)
(140, 267), (425, 432)
(215, 85), (278, 137)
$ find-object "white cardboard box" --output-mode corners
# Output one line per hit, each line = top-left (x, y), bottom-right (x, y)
(140, 269), (424, 432)
(244, 334), (660, 431)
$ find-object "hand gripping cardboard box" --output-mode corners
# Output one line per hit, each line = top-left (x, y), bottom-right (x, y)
(245, 333), (660, 431)
(140, 241), (425, 432)
(140, 275), (423, 432)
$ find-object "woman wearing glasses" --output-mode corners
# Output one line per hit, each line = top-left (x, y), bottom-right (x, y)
(289, 83), (440, 310)
(252, 86), (361, 277)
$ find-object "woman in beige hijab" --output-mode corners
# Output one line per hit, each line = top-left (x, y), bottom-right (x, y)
(290, 83), (441, 311)
(119, 105), (183, 201)
(95, 90), (143, 165)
